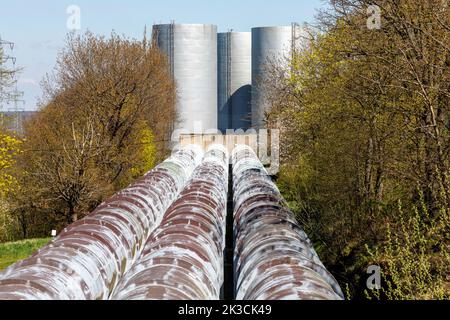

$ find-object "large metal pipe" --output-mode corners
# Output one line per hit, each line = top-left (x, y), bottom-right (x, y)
(232, 145), (344, 300)
(0, 145), (204, 300)
(112, 145), (229, 300)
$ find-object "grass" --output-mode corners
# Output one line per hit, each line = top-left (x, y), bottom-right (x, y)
(0, 238), (51, 271)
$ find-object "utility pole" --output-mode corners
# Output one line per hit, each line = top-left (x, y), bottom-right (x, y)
(6, 84), (25, 133)
(291, 22), (301, 59)
(0, 35), (24, 133)
(0, 35), (16, 110)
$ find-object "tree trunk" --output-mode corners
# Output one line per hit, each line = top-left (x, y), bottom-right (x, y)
(68, 204), (78, 224)
(19, 211), (27, 239)
(364, 137), (374, 201)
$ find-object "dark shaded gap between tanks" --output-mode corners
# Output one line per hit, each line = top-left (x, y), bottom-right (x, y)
(222, 163), (235, 300)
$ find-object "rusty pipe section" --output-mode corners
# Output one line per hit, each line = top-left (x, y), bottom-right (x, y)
(232, 145), (344, 300)
(0, 145), (204, 300)
(112, 144), (229, 300)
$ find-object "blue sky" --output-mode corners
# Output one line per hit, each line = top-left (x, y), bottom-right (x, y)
(0, 0), (326, 111)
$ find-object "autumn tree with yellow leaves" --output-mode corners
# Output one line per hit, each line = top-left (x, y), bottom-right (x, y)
(0, 132), (21, 197)
(11, 31), (176, 235)
(0, 129), (23, 242)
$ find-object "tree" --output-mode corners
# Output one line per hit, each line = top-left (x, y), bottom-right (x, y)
(320, 0), (450, 211)
(0, 46), (21, 198)
(18, 31), (176, 228)
(0, 128), (22, 242)
(265, 0), (449, 299)
(0, 131), (22, 197)
(1, 40), (24, 242)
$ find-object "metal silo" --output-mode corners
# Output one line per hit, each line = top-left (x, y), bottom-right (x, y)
(218, 32), (252, 132)
(251, 26), (301, 128)
(153, 23), (218, 133)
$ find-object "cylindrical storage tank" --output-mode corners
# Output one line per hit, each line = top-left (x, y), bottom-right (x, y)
(218, 32), (252, 132)
(251, 26), (296, 128)
(153, 24), (218, 133)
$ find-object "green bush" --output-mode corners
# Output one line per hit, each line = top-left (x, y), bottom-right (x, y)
(366, 199), (449, 300)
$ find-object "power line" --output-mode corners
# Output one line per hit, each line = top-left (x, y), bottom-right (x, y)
(20, 139), (173, 154)
(1, 35), (25, 133)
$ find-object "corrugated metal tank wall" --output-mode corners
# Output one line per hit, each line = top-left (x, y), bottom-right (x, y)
(217, 32), (252, 132)
(251, 26), (295, 128)
(153, 24), (218, 133)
